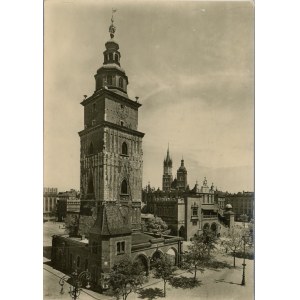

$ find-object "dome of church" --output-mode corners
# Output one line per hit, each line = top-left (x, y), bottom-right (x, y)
(105, 39), (119, 50)
(178, 165), (187, 171)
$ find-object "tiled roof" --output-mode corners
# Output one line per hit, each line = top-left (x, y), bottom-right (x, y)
(132, 233), (153, 245)
(89, 203), (131, 236)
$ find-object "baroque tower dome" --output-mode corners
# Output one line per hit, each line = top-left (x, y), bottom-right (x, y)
(94, 13), (129, 97)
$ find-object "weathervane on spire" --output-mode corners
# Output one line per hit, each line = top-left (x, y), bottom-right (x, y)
(109, 8), (117, 39)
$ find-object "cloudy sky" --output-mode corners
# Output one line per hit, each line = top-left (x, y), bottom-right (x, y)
(44, 0), (254, 193)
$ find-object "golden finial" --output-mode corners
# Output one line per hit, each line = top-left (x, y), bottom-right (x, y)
(109, 8), (117, 39)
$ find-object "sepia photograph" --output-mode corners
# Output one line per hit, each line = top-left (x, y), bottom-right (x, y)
(44, 1), (254, 299)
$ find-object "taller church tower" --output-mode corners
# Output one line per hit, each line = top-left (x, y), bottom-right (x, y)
(162, 145), (173, 191)
(78, 14), (144, 236)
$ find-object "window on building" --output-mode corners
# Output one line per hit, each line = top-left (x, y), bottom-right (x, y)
(121, 179), (128, 194)
(77, 256), (81, 268)
(120, 121), (124, 126)
(119, 77), (123, 88)
(88, 142), (94, 155)
(115, 54), (119, 62)
(192, 207), (198, 216)
(109, 53), (113, 61)
(85, 259), (88, 271)
(192, 220), (197, 226)
(93, 103), (96, 113)
(107, 75), (112, 85)
(117, 241), (125, 255)
(122, 142), (128, 155)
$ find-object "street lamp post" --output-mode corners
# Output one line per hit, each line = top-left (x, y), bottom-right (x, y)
(241, 235), (246, 286)
(240, 214), (248, 286)
(59, 269), (91, 300)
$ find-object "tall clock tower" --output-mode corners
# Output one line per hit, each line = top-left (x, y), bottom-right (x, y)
(78, 15), (144, 236)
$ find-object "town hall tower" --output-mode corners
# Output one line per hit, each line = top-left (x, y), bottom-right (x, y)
(78, 14), (144, 236)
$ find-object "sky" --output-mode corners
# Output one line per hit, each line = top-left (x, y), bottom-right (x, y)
(44, 0), (254, 193)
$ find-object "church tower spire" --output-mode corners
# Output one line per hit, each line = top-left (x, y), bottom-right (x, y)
(162, 145), (173, 191)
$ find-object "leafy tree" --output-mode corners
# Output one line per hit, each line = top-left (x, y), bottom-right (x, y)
(109, 257), (146, 300)
(144, 216), (170, 235)
(183, 230), (217, 282)
(152, 254), (176, 297)
(65, 215), (79, 237)
(222, 227), (243, 267)
(202, 229), (218, 256)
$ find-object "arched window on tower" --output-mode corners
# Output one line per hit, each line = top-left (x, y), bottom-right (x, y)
(119, 77), (123, 88)
(115, 54), (119, 63)
(109, 53), (113, 61)
(121, 179), (128, 194)
(107, 75), (112, 85)
(121, 142), (128, 155)
(88, 142), (94, 155)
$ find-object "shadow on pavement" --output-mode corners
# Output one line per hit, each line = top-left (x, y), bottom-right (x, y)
(215, 279), (241, 286)
(43, 261), (53, 267)
(205, 260), (232, 270)
(138, 287), (164, 300)
(170, 276), (202, 289)
(43, 246), (52, 259)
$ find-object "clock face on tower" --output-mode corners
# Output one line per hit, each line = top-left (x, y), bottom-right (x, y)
(116, 104), (129, 120)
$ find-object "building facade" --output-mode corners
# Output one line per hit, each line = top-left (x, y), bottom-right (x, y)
(224, 192), (254, 220)
(143, 178), (229, 241)
(51, 15), (181, 290)
(43, 187), (58, 220)
(57, 189), (80, 222)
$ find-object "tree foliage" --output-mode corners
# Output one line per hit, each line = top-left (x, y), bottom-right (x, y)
(109, 257), (146, 300)
(65, 215), (79, 237)
(183, 230), (217, 281)
(152, 254), (176, 297)
(143, 216), (170, 235)
(222, 227), (243, 267)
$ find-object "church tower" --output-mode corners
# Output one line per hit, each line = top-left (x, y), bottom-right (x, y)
(176, 157), (187, 190)
(78, 13), (144, 236)
(162, 145), (173, 191)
